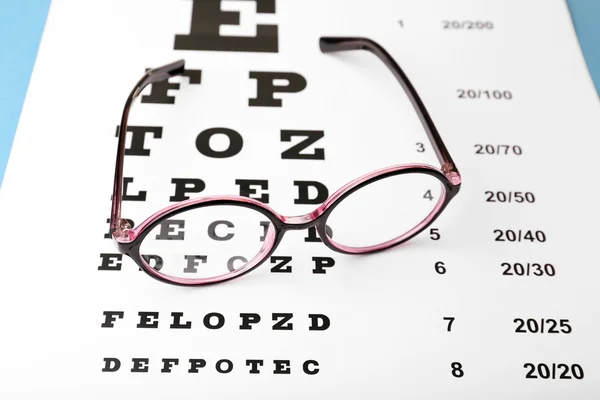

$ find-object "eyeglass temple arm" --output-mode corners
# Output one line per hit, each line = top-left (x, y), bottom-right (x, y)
(110, 60), (186, 237)
(319, 37), (461, 183)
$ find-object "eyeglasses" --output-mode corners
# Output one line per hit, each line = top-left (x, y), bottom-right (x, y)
(110, 36), (462, 286)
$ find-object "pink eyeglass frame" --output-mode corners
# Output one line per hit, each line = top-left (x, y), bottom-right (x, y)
(110, 36), (462, 286)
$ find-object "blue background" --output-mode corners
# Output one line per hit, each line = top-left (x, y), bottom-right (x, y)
(0, 0), (598, 186)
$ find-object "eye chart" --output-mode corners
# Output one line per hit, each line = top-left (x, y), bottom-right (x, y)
(1, 0), (599, 398)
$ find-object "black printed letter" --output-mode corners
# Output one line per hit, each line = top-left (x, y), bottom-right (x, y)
(235, 179), (269, 203)
(170, 312), (192, 329)
(196, 128), (243, 158)
(131, 358), (149, 373)
(204, 312), (225, 329)
(239, 313), (261, 330)
(161, 359), (179, 373)
(294, 181), (329, 204)
(216, 359), (234, 374)
(246, 359), (263, 374)
(102, 358), (121, 372)
(142, 69), (202, 104)
(98, 253), (122, 271)
(249, 72), (306, 107)
(170, 178), (206, 202)
(309, 314), (330, 331)
(184, 255), (207, 273)
(189, 359), (207, 373)
(303, 360), (319, 375)
(281, 130), (325, 160)
(137, 312), (159, 328)
(115, 125), (162, 157)
(227, 256), (248, 272)
(156, 220), (185, 240)
(270, 256), (292, 273)
(273, 313), (293, 330)
(208, 220), (234, 241)
(174, 0), (278, 53)
(313, 257), (335, 274)
(274, 360), (291, 374)
(101, 311), (124, 328)
(122, 177), (146, 201)
(141, 254), (163, 271)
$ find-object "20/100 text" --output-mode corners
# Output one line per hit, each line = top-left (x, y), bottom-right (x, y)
(458, 89), (512, 100)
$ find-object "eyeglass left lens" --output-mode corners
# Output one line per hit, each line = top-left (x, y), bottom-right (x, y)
(139, 204), (273, 283)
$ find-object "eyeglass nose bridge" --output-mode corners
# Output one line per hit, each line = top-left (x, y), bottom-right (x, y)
(278, 209), (326, 232)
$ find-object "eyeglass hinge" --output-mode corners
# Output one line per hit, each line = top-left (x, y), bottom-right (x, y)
(112, 219), (133, 241)
(441, 163), (462, 186)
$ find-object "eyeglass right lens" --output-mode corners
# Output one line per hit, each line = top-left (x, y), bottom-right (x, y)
(325, 172), (446, 250)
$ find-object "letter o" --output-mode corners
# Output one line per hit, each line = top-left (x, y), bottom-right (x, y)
(216, 359), (234, 373)
(203, 312), (225, 329)
(196, 128), (243, 158)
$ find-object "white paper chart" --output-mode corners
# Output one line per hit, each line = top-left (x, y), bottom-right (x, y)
(1, 0), (600, 398)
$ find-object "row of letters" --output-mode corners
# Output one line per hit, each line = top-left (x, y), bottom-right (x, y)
(102, 358), (320, 375)
(99, 254), (336, 274)
(101, 311), (331, 331)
